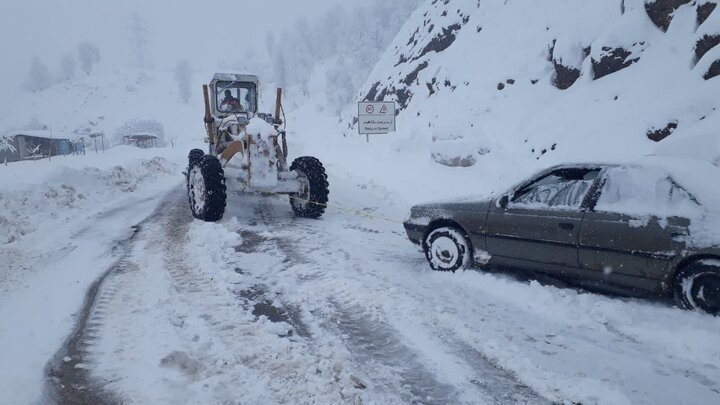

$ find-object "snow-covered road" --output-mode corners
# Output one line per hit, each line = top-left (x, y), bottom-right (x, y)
(43, 177), (720, 405)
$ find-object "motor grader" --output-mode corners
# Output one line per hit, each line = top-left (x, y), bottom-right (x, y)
(186, 73), (329, 222)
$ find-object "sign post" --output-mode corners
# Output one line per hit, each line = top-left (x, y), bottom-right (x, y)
(358, 101), (396, 142)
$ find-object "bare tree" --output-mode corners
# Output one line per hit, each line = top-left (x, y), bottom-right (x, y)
(0, 135), (16, 153)
(58, 53), (77, 81)
(174, 59), (193, 103)
(129, 13), (152, 69)
(1, 134), (14, 165)
(78, 42), (101, 74)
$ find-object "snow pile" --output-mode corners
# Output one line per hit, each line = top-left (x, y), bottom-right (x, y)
(245, 117), (278, 141)
(0, 146), (182, 285)
(0, 154), (174, 244)
(0, 145), (184, 404)
(338, 0), (719, 185)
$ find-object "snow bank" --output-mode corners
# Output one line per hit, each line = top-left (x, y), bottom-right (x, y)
(0, 146), (181, 246)
(0, 145), (185, 404)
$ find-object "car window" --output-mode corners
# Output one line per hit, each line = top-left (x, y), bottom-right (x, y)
(512, 168), (600, 210)
(595, 167), (701, 218)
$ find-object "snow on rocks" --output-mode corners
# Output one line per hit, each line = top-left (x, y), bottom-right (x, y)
(548, 39), (586, 89)
(695, 2), (720, 80)
(697, 1), (718, 26)
(430, 130), (489, 167)
(342, 0), (719, 175)
(644, 0), (692, 32)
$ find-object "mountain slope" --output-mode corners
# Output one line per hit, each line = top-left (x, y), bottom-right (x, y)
(344, 0), (720, 167)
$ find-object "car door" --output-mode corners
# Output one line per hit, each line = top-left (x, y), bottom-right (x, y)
(578, 166), (694, 290)
(486, 167), (601, 271)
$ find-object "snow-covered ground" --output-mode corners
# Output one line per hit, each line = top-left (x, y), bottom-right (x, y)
(2, 106), (716, 404)
(0, 146), (185, 404)
(1, 0), (720, 404)
(38, 151), (720, 404)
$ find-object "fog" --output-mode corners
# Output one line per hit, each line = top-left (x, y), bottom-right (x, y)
(0, 0), (341, 97)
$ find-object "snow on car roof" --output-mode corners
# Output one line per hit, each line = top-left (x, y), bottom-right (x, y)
(546, 157), (720, 207)
(612, 157), (719, 209)
(418, 157), (720, 210)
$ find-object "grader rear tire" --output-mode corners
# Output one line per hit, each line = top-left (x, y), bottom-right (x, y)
(289, 156), (329, 219)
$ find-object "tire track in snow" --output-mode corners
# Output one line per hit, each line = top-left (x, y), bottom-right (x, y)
(231, 194), (548, 404)
(321, 251), (550, 405)
(96, 189), (355, 403)
(159, 190), (391, 403)
(44, 226), (142, 405)
(45, 187), (548, 403)
(233, 198), (464, 402)
(324, 299), (462, 404)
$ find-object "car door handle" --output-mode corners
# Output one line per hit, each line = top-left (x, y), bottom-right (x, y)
(558, 222), (575, 230)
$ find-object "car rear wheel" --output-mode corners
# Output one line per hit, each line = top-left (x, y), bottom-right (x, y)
(423, 227), (472, 272)
(673, 260), (720, 316)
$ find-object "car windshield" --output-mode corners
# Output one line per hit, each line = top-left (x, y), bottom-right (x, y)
(216, 81), (256, 113)
(512, 168), (599, 210)
(595, 166), (702, 218)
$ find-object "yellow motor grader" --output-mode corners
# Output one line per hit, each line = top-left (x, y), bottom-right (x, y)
(186, 73), (329, 222)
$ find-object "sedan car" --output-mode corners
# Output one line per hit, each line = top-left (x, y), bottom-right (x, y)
(404, 159), (720, 315)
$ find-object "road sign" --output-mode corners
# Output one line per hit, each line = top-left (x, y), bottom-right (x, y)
(358, 101), (396, 135)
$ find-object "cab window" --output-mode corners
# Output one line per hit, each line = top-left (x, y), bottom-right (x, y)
(216, 81), (257, 113)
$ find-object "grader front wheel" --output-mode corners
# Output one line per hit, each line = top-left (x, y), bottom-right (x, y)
(289, 156), (329, 219)
(187, 155), (227, 222)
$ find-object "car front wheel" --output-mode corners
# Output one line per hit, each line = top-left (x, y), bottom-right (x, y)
(673, 260), (720, 316)
(423, 226), (472, 272)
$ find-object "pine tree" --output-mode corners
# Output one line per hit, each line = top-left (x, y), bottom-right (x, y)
(59, 54), (77, 81)
(78, 42), (101, 74)
(25, 56), (54, 92)
(129, 13), (152, 69)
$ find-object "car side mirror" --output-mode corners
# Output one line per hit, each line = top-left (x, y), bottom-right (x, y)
(498, 195), (509, 208)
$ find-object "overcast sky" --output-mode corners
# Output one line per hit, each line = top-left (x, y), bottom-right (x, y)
(0, 0), (344, 94)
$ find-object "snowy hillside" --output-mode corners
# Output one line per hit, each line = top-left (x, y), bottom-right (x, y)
(344, 0), (720, 171)
(1, 70), (221, 147)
